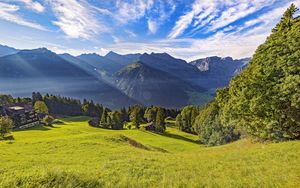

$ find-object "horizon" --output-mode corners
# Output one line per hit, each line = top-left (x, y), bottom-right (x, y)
(0, 0), (299, 61)
(1, 44), (251, 62)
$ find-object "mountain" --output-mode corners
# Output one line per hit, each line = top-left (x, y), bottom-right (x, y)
(59, 53), (101, 79)
(0, 44), (18, 57)
(77, 53), (124, 75)
(105, 51), (141, 65)
(190, 56), (250, 89)
(0, 48), (137, 108)
(139, 52), (201, 84)
(115, 62), (211, 108)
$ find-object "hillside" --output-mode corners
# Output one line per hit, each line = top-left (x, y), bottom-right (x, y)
(0, 48), (137, 108)
(115, 62), (210, 108)
(0, 117), (299, 187)
(77, 53), (124, 75)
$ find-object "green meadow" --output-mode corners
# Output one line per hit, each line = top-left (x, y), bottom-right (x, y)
(0, 117), (299, 188)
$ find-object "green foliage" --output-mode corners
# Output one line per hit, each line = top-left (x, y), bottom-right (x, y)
(43, 115), (55, 126)
(144, 107), (156, 122)
(177, 106), (199, 133)
(100, 108), (108, 128)
(194, 101), (240, 146)
(129, 105), (143, 128)
(111, 111), (123, 130)
(34, 101), (49, 114)
(0, 94), (14, 106)
(0, 116), (13, 138)
(175, 114), (182, 127)
(155, 108), (166, 133)
(218, 4), (300, 140)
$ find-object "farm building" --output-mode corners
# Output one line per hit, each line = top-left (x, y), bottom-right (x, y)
(0, 103), (40, 129)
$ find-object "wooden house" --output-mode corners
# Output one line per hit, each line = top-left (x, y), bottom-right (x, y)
(0, 103), (40, 129)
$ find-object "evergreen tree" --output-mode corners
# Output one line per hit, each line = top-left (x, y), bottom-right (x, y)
(100, 108), (107, 128)
(106, 115), (112, 129)
(111, 111), (123, 130)
(175, 114), (182, 128)
(155, 108), (166, 132)
(218, 4), (300, 140)
(130, 106), (143, 129)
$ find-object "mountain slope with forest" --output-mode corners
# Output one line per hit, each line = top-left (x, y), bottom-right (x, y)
(0, 48), (137, 108)
(115, 62), (210, 107)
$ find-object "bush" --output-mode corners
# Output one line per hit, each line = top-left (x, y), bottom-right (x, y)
(43, 115), (55, 126)
(0, 116), (13, 138)
(194, 101), (240, 146)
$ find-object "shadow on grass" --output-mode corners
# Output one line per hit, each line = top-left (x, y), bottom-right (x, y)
(157, 131), (200, 144)
(0, 135), (14, 141)
(61, 116), (91, 123)
(14, 125), (60, 132)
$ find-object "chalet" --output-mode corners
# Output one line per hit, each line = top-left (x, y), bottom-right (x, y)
(0, 104), (40, 129)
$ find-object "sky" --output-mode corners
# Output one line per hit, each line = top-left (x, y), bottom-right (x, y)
(0, 0), (299, 61)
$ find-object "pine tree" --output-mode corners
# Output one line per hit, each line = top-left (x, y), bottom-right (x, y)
(100, 108), (107, 128)
(155, 108), (166, 133)
(219, 4), (300, 140)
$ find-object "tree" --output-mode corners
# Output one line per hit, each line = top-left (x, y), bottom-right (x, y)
(175, 114), (182, 128)
(43, 115), (55, 126)
(179, 106), (199, 133)
(32, 92), (43, 105)
(144, 107), (156, 122)
(0, 94), (14, 106)
(119, 107), (129, 122)
(155, 108), (166, 132)
(106, 115), (112, 128)
(218, 4), (300, 140)
(194, 101), (240, 146)
(130, 106), (143, 128)
(100, 108), (108, 128)
(34, 101), (49, 114)
(0, 116), (13, 138)
(111, 111), (123, 130)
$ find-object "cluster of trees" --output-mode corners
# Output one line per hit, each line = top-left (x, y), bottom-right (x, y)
(91, 105), (177, 132)
(175, 104), (240, 146)
(175, 5), (300, 145)
(216, 5), (300, 141)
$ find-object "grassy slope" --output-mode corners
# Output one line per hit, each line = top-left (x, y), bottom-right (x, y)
(0, 117), (299, 187)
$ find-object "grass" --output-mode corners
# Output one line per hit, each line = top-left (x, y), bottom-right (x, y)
(0, 116), (299, 187)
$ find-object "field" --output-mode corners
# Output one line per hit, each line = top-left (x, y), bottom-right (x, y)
(0, 117), (299, 188)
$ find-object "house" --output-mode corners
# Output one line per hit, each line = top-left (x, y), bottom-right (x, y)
(0, 103), (40, 129)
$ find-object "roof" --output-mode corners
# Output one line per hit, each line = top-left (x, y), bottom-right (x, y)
(8, 106), (24, 111)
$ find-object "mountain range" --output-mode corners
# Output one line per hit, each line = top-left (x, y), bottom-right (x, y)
(0, 44), (250, 108)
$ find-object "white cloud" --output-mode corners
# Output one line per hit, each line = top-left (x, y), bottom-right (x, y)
(168, 0), (279, 38)
(48, 0), (109, 39)
(115, 0), (154, 23)
(0, 2), (47, 30)
(125, 30), (137, 38)
(17, 0), (45, 13)
(168, 0), (210, 39)
(147, 19), (157, 34)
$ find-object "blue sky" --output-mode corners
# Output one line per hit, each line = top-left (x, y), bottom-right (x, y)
(0, 0), (298, 61)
